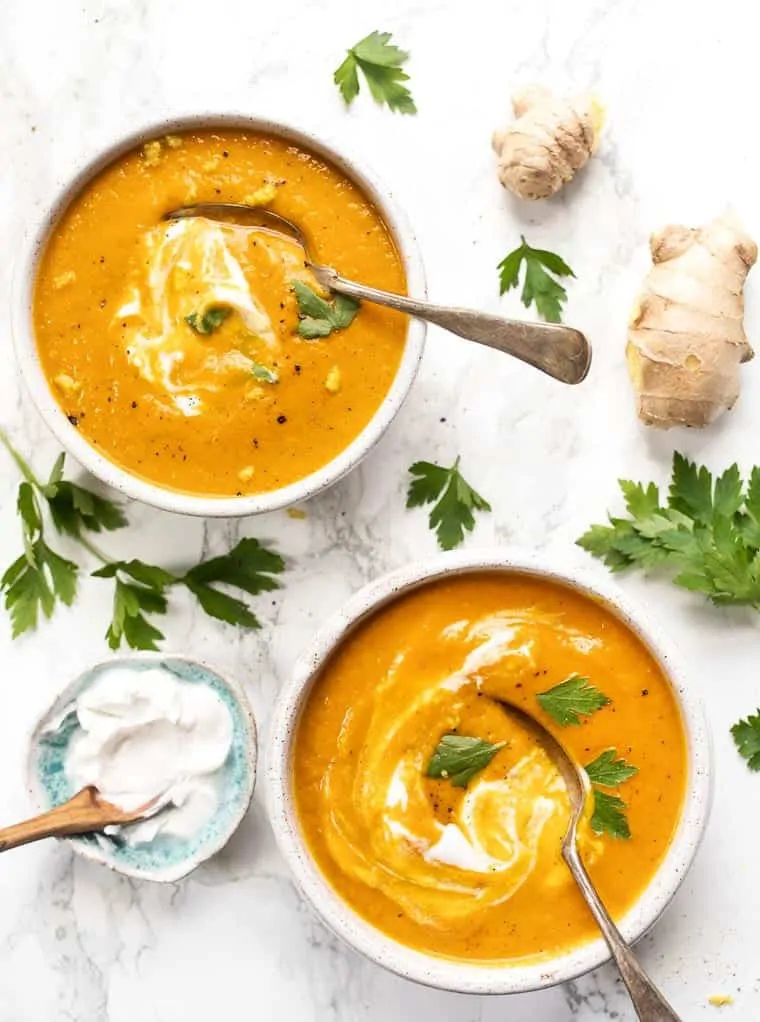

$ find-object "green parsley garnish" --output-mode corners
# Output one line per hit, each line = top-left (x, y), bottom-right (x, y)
(406, 457), (491, 551)
(0, 431), (285, 651)
(497, 236), (575, 323)
(577, 453), (760, 609)
(536, 675), (611, 727)
(334, 31), (416, 115)
(251, 361), (279, 384)
(292, 281), (359, 339)
(584, 749), (638, 840)
(426, 734), (506, 788)
(731, 710), (760, 770)
(588, 788), (631, 840)
(185, 306), (232, 335)
(584, 749), (639, 786)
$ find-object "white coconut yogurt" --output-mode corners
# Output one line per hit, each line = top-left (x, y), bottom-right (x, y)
(60, 663), (234, 846)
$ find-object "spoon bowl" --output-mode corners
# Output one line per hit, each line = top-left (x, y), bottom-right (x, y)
(164, 202), (592, 386)
(496, 697), (682, 1021)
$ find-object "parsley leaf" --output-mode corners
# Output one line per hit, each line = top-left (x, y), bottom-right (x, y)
(334, 31), (416, 114)
(578, 454), (760, 609)
(44, 480), (127, 536)
(1, 540), (78, 638)
(181, 537), (284, 628)
(406, 457), (491, 551)
(251, 362), (279, 384)
(731, 710), (760, 770)
(536, 675), (611, 727)
(95, 539), (284, 648)
(426, 734), (506, 788)
(185, 306), (232, 335)
(104, 576), (167, 651)
(292, 282), (359, 339)
(584, 749), (638, 838)
(584, 749), (639, 786)
(497, 236), (575, 323)
(589, 788), (631, 840)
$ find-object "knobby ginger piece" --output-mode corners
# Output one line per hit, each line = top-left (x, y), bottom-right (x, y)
(627, 214), (757, 429)
(492, 85), (603, 200)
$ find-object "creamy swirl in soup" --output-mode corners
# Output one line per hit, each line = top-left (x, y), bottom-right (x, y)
(294, 572), (687, 964)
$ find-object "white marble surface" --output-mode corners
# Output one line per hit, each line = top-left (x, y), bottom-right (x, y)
(1, 0), (760, 1018)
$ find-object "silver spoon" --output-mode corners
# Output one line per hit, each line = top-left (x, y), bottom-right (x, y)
(162, 204), (592, 386)
(495, 698), (682, 1021)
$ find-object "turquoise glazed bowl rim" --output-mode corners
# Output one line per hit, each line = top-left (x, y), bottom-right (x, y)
(27, 652), (258, 883)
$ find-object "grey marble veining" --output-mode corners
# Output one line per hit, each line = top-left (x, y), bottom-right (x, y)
(1, 0), (759, 1018)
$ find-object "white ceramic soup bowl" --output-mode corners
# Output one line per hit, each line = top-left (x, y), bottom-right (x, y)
(11, 113), (426, 518)
(28, 653), (258, 883)
(267, 549), (712, 995)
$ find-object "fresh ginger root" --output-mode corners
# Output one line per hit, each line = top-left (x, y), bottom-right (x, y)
(627, 214), (757, 429)
(492, 85), (603, 200)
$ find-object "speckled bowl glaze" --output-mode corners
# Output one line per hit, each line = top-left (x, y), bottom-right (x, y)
(11, 113), (426, 518)
(267, 549), (712, 995)
(28, 653), (257, 883)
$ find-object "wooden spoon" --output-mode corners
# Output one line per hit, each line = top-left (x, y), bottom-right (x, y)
(162, 203), (592, 386)
(495, 698), (682, 1022)
(0, 786), (166, 853)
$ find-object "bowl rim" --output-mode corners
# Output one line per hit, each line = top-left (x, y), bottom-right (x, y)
(27, 651), (258, 883)
(265, 548), (713, 995)
(11, 112), (427, 518)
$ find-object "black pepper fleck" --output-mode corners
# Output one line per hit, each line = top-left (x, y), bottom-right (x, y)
(67, 415), (79, 427)
(277, 415), (287, 424)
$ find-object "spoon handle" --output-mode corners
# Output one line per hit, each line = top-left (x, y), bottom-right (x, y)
(563, 843), (682, 1021)
(0, 788), (117, 852)
(315, 267), (591, 385)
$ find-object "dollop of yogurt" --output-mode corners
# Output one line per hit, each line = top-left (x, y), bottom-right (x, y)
(62, 665), (233, 846)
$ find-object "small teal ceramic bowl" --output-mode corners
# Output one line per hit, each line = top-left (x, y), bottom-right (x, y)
(27, 653), (257, 882)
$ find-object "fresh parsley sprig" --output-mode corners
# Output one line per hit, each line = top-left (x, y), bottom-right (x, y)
(0, 431), (285, 651)
(0, 431), (124, 638)
(536, 675), (611, 727)
(497, 236), (575, 323)
(585, 749), (639, 840)
(185, 306), (231, 335)
(588, 788), (631, 840)
(584, 748), (639, 787)
(292, 282), (359, 339)
(426, 734), (506, 788)
(334, 31), (416, 115)
(578, 453), (760, 609)
(731, 710), (760, 771)
(407, 457), (491, 551)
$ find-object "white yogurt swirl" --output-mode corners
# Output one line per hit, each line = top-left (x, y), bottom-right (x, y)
(62, 665), (233, 846)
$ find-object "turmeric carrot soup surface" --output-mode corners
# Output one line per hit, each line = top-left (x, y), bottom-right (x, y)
(34, 131), (408, 496)
(294, 572), (688, 964)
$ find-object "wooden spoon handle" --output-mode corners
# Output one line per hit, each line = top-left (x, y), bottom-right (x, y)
(0, 787), (116, 852)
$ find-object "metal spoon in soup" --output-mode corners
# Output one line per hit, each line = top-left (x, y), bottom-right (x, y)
(494, 698), (682, 1022)
(163, 204), (591, 387)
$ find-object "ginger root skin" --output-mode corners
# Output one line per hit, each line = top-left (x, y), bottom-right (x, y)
(627, 214), (757, 429)
(492, 85), (603, 200)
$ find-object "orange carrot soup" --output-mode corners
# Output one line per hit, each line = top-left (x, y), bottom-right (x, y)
(33, 130), (408, 497)
(294, 572), (687, 964)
